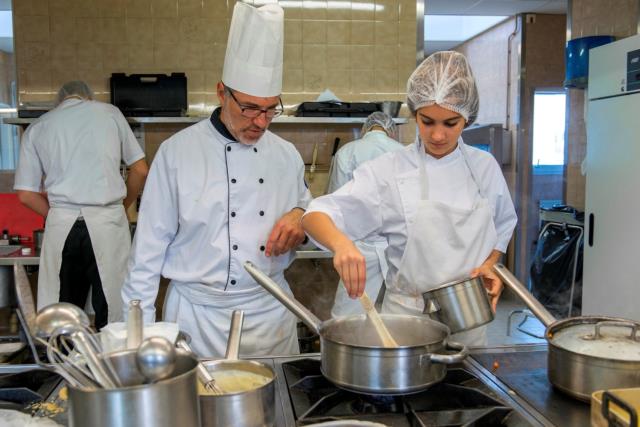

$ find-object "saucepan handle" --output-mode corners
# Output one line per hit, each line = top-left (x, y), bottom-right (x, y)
(493, 263), (557, 328)
(421, 296), (440, 315)
(428, 340), (468, 365)
(244, 261), (323, 335)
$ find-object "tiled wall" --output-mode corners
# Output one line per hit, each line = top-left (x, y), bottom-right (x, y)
(565, 0), (639, 209)
(0, 51), (15, 105)
(456, 17), (517, 128)
(12, 0), (417, 113)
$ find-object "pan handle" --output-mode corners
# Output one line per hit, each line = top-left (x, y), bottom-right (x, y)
(244, 261), (322, 335)
(427, 341), (468, 365)
(493, 263), (557, 328)
(225, 310), (244, 360)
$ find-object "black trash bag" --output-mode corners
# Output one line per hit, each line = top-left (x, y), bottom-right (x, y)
(530, 224), (583, 319)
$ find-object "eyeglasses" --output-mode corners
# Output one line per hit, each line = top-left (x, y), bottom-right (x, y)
(224, 86), (284, 119)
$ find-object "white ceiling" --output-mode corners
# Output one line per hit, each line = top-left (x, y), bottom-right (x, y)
(425, 0), (567, 53)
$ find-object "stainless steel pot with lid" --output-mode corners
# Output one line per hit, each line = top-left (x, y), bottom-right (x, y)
(494, 263), (640, 401)
(244, 261), (468, 395)
(421, 276), (494, 333)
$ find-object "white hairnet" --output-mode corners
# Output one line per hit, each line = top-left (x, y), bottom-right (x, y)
(406, 51), (479, 126)
(56, 81), (93, 105)
(362, 111), (398, 140)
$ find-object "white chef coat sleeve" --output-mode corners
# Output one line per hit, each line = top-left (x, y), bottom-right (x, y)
(487, 162), (517, 253)
(122, 144), (178, 323)
(327, 148), (351, 193)
(113, 109), (145, 166)
(305, 161), (384, 247)
(13, 127), (43, 192)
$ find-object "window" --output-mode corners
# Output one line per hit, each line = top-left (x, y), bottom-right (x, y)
(532, 91), (566, 173)
(0, 6), (17, 171)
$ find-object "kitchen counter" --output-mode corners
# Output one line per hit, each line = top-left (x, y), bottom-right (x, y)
(0, 245), (39, 266)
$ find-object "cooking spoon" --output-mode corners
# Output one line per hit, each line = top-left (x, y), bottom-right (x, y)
(359, 292), (398, 348)
(136, 336), (176, 384)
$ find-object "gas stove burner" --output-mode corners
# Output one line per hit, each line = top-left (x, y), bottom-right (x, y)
(350, 394), (403, 414)
(282, 358), (517, 426)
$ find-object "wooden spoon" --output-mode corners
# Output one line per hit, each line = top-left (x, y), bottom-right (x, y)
(359, 292), (398, 348)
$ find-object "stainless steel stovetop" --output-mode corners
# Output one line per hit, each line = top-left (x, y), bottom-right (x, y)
(20, 345), (590, 426)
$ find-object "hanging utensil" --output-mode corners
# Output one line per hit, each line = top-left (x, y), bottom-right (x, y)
(308, 142), (319, 182)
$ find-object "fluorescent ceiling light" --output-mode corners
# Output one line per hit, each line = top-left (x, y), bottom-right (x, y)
(425, 15), (507, 42)
(0, 11), (12, 38)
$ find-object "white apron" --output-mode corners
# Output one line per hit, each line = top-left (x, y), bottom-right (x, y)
(38, 205), (129, 323)
(331, 239), (389, 317)
(163, 274), (299, 358)
(382, 142), (498, 346)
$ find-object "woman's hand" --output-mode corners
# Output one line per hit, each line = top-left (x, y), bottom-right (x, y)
(333, 240), (366, 299)
(470, 262), (503, 312)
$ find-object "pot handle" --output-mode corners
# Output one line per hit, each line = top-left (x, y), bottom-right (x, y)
(244, 261), (322, 334)
(421, 296), (440, 315)
(428, 340), (468, 365)
(583, 320), (639, 342)
(493, 263), (557, 328)
(602, 391), (638, 427)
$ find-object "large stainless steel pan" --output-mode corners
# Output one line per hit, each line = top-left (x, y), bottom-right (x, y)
(494, 263), (640, 401)
(244, 261), (468, 395)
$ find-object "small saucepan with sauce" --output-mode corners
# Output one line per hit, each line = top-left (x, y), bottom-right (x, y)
(198, 310), (276, 427)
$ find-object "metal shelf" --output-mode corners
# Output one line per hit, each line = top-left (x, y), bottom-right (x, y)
(3, 116), (409, 126)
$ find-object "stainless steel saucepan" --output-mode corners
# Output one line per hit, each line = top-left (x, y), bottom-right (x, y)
(494, 263), (640, 401)
(421, 276), (494, 333)
(198, 310), (276, 427)
(244, 261), (468, 395)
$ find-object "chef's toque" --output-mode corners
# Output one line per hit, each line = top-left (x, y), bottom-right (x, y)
(222, 2), (284, 97)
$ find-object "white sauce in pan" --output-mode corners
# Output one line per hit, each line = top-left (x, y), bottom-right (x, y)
(198, 370), (271, 395)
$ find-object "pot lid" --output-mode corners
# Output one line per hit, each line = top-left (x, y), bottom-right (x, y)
(549, 320), (640, 361)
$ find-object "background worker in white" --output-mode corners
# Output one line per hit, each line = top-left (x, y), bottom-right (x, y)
(121, 2), (312, 357)
(327, 112), (403, 317)
(14, 81), (148, 330)
(302, 52), (517, 346)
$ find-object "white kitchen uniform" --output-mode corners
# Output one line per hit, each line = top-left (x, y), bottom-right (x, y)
(121, 117), (312, 357)
(306, 139), (517, 345)
(327, 130), (403, 317)
(14, 98), (144, 321)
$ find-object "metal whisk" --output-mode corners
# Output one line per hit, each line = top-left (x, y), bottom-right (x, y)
(176, 340), (223, 395)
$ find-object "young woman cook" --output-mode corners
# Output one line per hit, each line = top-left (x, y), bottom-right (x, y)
(302, 51), (517, 345)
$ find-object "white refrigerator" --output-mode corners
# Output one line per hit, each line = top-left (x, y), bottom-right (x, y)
(583, 34), (640, 321)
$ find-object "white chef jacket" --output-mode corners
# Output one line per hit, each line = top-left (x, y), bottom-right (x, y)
(122, 117), (312, 323)
(306, 140), (517, 288)
(14, 98), (144, 206)
(327, 130), (404, 193)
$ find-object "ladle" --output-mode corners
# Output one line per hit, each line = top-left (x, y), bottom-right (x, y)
(136, 336), (177, 384)
(34, 302), (91, 337)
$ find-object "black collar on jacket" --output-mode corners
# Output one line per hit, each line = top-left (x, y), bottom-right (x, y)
(210, 108), (237, 142)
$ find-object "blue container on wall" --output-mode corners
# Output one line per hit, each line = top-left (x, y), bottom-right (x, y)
(564, 35), (615, 89)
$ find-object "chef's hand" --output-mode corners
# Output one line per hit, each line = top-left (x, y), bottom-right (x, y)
(470, 263), (503, 312)
(265, 208), (306, 257)
(333, 240), (366, 299)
